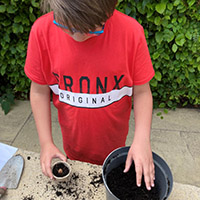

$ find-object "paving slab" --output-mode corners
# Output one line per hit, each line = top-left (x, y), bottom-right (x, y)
(169, 182), (200, 200)
(151, 129), (200, 187)
(0, 100), (31, 143)
(152, 108), (200, 132)
(180, 131), (200, 165)
(12, 115), (64, 154)
(127, 108), (200, 133)
(51, 102), (59, 122)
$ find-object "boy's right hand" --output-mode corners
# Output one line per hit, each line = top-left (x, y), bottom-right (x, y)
(40, 143), (67, 179)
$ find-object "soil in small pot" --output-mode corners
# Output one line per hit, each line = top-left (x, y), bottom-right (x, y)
(106, 163), (159, 200)
(53, 163), (70, 177)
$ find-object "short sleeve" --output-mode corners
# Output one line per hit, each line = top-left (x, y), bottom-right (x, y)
(133, 28), (155, 85)
(24, 26), (47, 85)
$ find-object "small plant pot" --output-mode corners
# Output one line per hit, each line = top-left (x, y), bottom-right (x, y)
(102, 146), (173, 200)
(52, 160), (71, 182)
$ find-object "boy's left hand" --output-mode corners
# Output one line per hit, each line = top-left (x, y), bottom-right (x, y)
(123, 140), (155, 190)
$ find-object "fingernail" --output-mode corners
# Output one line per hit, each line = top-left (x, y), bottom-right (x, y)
(137, 184), (141, 187)
(152, 183), (155, 187)
(147, 186), (151, 190)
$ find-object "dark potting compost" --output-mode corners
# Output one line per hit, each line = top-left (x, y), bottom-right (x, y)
(106, 163), (159, 200)
(53, 163), (69, 177)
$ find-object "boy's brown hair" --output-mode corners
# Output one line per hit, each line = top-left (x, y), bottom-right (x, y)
(41, 0), (118, 33)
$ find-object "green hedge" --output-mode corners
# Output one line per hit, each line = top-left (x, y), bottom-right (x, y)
(0, 0), (200, 114)
(0, 0), (41, 114)
(117, 0), (200, 108)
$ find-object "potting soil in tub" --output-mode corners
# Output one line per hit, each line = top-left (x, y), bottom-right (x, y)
(53, 163), (70, 177)
(107, 163), (159, 200)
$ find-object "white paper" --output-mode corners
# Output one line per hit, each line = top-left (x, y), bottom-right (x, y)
(0, 143), (18, 171)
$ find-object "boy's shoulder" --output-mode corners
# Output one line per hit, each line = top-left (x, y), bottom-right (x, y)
(114, 10), (140, 23)
(113, 10), (143, 32)
(31, 12), (53, 32)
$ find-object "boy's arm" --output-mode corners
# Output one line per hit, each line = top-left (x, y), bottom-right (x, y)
(30, 81), (66, 179)
(124, 82), (155, 190)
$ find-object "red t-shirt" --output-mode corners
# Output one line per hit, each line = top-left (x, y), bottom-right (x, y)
(25, 10), (154, 165)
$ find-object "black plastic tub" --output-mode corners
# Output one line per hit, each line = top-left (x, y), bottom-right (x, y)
(102, 146), (173, 200)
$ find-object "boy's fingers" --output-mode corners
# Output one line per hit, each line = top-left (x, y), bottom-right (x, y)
(54, 149), (67, 161)
(46, 162), (54, 179)
(58, 154), (67, 162)
(41, 158), (53, 179)
(135, 164), (142, 187)
(41, 162), (46, 176)
(144, 171), (151, 190)
(123, 155), (132, 173)
(143, 162), (155, 190)
(150, 162), (155, 187)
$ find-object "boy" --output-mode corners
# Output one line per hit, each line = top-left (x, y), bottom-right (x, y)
(25, 0), (155, 191)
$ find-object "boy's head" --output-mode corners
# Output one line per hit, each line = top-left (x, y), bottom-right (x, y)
(41, 0), (118, 34)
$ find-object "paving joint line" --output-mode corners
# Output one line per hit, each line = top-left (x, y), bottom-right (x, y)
(179, 131), (196, 162)
(151, 128), (200, 133)
(11, 112), (33, 145)
(175, 181), (200, 188)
